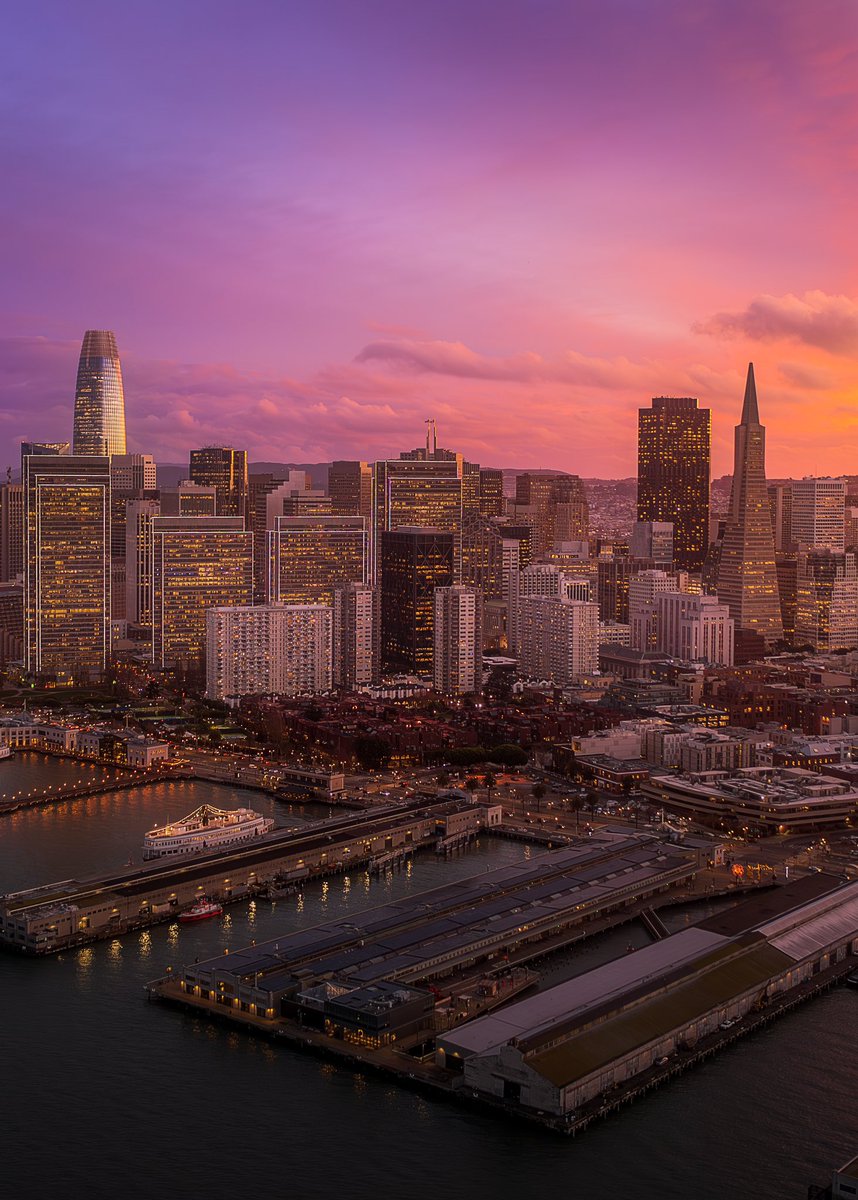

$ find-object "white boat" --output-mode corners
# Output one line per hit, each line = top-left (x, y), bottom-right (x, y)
(0, 745), (12, 760)
(142, 803), (274, 860)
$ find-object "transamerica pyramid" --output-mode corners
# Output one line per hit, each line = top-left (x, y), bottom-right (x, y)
(715, 364), (783, 647)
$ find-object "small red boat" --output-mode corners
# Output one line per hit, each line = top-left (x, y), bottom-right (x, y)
(179, 897), (223, 923)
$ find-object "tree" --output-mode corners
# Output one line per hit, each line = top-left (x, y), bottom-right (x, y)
(531, 782), (547, 811)
(354, 735), (393, 771)
(465, 776), (481, 796)
(570, 795), (583, 834)
(483, 772), (497, 803)
(436, 770), (450, 788)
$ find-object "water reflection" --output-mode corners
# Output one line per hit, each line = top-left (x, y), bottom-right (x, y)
(138, 931), (152, 959)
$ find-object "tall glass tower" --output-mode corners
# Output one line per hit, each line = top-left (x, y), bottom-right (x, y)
(73, 330), (127, 456)
(637, 396), (710, 571)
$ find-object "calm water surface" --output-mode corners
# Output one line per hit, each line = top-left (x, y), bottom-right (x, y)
(1, 758), (856, 1200)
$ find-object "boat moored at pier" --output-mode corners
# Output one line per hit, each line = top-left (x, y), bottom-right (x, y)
(143, 804), (274, 860)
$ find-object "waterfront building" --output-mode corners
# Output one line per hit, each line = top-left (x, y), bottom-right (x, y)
(637, 396), (710, 571)
(790, 477), (846, 552)
(715, 365), (783, 648)
(794, 550), (858, 652)
(24, 454), (111, 681)
(189, 447), (248, 518)
(380, 527), (454, 675)
(0, 483), (23, 583)
(268, 515), (368, 606)
(518, 595), (600, 683)
(205, 604), (332, 700)
(72, 330), (126, 456)
(656, 591), (734, 666)
(328, 461), (373, 519)
(433, 585), (483, 695)
(332, 582), (376, 689)
(151, 516), (253, 669)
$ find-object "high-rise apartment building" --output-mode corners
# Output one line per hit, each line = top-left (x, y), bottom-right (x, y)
(656, 592), (734, 666)
(380, 527), (454, 674)
(268, 515), (367, 606)
(151, 516), (253, 669)
(24, 454), (111, 680)
(518, 596), (600, 684)
(715, 365), (783, 648)
(72, 331), (127, 456)
(508, 563), (569, 654)
(629, 568), (682, 651)
(434, 586), (483, 695)
(790, 478), (846, 551)
(332, 583), (376, 689)
(329, 461), (373, 519)
(206, 604), (332, 700)
(189, 447), (248, 518)
(637, 396), (710, 571)
(794, 550), (858, 652)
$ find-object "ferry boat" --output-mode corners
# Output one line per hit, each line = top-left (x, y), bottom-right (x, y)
(0, 745), (12, 760)
(178, 898), (223, 924)
(142, 803), (274, 860)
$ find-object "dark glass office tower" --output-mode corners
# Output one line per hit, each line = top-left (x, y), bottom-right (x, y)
(637, 396), (710, 571)
(189, 447), (248, 518)
(73, 331), (127, 456)
(380, 527), (454, 674)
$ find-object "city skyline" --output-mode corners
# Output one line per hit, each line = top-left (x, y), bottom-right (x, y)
(2, 3), (857, 475)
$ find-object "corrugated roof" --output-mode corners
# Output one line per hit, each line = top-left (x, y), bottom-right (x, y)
(527, 940), (793, 1088)
(763, 885), (858, 962)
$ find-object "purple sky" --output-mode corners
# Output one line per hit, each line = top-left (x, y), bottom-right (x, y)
(2, 0), (857, 475)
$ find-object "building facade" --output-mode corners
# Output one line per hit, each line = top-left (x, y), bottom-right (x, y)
(637, 396), (710, 572)
(268, 515), (367, 606)
(380, 527), (454, 675)
(72, 330), (127, 456)
(657, 591), (735, 666)
(332, 582), (376, 689)
(189, 447), (248, 518)
(433, 585), (483, 695)
(206, 604), (332, 700)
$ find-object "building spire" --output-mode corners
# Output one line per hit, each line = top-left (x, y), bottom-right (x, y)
(740, 362), (759, 426)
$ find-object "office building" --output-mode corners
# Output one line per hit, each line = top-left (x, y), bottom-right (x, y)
(434, 586), (483, 695)
(657, 592), (734, 666)
(268, 515), (367, 606)
(329, 461), (373, 519)
(20, 441), (70, 457)
(125, 498), (160, 625)
(597, 552), (633, 624)
(0, 483), (23, 583)
(158, 481), (218, 517)
(716, 365), (783, 648)
(794, 550), (858, 652)
(637, 396), (710, 571)
(72, 330), (127, 456)
(518, 596), (600, 684)
(151, 517), (253, 669)
(24, 454), (111, 681)
(630, 520), (673, 566)
(248, 470), (311, 601)
(189, 447), (248, 518)
(109, 454), (158, 621)
(332, 583), (376, 689)
(373, 458), (463, 581)
(514, 474), (589, 557)
(629, 569), (682, 651)
(790, 478), (846, 552)
(380, 527), (454, 674)
(478, 468), (504, 516)
(206, 604), (332, 701)
(768, 483), (793, 552)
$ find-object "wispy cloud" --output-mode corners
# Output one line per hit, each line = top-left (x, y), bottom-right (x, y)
(696, 290), (858, 355)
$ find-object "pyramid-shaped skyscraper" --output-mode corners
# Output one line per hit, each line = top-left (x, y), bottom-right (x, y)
(715, 363), (783, 647)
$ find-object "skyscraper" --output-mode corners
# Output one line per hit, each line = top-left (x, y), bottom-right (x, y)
(150, 516), (253, 669)
(373, 458), (463, 581)
(518, 596), (600, 684)
(329, 461), (373, 519)
(794, 550), (858, 651)
(380, 527), (454, 674)
(434, 586), (483, 696)
(715, 365), (783, 648)
(73, 331), (127, 456)
(790, 478), (846, 551)
(24, 454), (111, 680)
(206, 604), (332, 700)
(637, 396), (710, 571)
(189, 447), (248, 518)
(332, 582), (376, 689)
(268, 515), (368, 606)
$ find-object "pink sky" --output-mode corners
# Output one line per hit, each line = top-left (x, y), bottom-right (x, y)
(1, 1), (857, 476)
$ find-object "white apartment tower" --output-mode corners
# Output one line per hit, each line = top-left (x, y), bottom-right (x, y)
(206, 604), (332, 700)
(332, 582), (376, 689)
(518, 596), (600, 684)
(790, 478), (846, 552)
(434, 586), (483, 695)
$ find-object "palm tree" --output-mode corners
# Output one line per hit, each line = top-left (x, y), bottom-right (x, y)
(483, 772), (497, 803)
(570, 795), (583, 833)
(465, 776), (481, 796)
(531, 782), (547, 811)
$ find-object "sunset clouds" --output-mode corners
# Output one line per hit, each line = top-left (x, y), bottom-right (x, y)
(1, 1), (857, 476)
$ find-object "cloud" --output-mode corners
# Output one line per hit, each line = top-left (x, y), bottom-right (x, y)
(696, 290), (858, 355)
